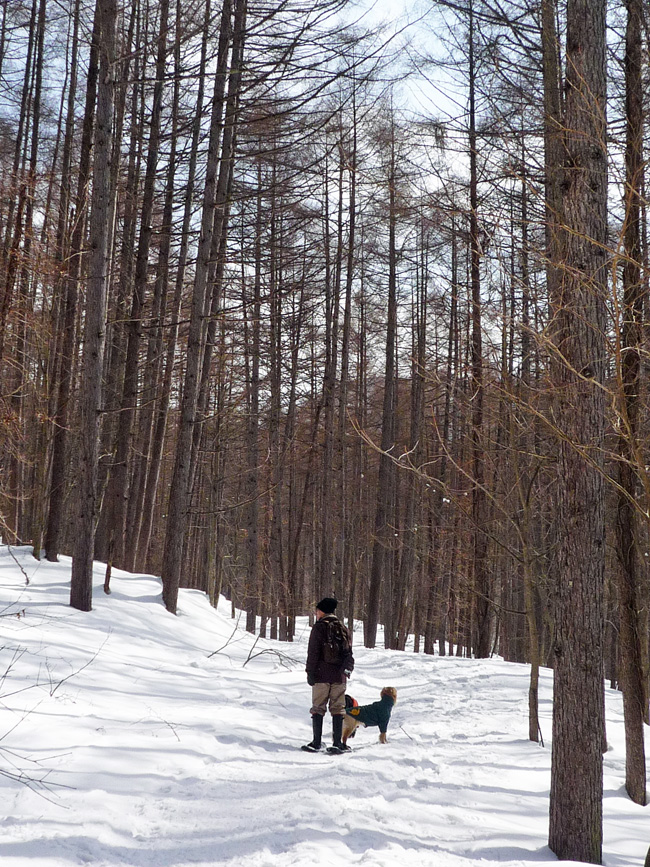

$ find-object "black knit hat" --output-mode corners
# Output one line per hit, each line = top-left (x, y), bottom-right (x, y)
(316, 597), (337, 615)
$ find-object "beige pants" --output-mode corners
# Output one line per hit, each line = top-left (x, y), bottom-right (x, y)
(311, 682), (346, 716)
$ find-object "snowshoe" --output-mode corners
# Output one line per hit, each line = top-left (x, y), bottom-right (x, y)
(327, 715), (351, 753)
(327, 743), (351, 755)
(301, 714), (324, 752)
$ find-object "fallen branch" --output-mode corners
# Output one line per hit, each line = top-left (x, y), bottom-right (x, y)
(243, 647), (302, 669)
(1, 636), (107, 796)
(6, 546), (33, 586)
(207, 612), (244, 658)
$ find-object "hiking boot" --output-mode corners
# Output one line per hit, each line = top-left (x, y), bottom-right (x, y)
(301, 713), (323, 752)
(332, 714), (346, 749)
(327, 715), (351, 754)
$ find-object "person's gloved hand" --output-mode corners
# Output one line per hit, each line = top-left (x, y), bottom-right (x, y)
(307, 674), (316, 686)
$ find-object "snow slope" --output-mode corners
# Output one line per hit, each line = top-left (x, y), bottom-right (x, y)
(0, 546), (648, 867)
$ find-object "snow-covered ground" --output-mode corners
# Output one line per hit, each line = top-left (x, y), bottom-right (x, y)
(0, 546), (648, 867)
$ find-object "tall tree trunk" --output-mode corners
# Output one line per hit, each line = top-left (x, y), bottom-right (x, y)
(45, 3), (101, 560)
(267, 181), (285, 629)
(365, 122), (398, 649)
(468, 0), (490, 658)
(94, 6), (142, 564)
(425, 214), (457, 656)
(614, 0), (647, 808)
(548, 0), (608, 859)
(0, 0), (37, 327)
(243, 169), (262, 630)
(7, 0), (46, 545)
(161, 0), (246, 614)
(395, 218), (427, 650)
(70, 0), (117, 611)
(123, 8), (180, 573)
(189, 3), (244, 495)
(0, 0), (7, 87)
(103, 0), (170, 586)
(541, 0), (564, 312)
(318, 148), (341, 596)
(136, 0), (210, 571)
(41, 0), (81, 560)
(0, 0), (37, 540)
(517, 142), (541, 741)
(337, 103), (357, 626)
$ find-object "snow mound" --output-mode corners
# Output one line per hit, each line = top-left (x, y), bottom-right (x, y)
(0, 546), (647, 866)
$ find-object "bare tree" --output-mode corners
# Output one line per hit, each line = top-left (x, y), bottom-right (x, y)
(613, 0), (647, 808)
(365, 109), (399, 649)
(548, 0), (608, 859)
(45, 2), (101, 562)
(161, 0), (247, 614)
(70, 0), (118, 611)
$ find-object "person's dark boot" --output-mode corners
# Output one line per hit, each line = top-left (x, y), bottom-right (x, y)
(327, 714), (350, 753)
(301, 714), (323, 752)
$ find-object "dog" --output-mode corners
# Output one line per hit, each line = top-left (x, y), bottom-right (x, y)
(342, 687), (397, 745)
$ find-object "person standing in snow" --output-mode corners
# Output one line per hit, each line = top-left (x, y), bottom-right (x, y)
(302, 597), (354, 753)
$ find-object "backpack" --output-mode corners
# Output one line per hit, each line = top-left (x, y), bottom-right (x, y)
(322, 618), (351, 665)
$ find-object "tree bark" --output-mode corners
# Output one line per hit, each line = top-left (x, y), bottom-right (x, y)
(45, 2), (101, 561)
(243, 167), (262, 631)
(468, 0), (490, 658)
(136, 0), (211, 572)
(614, 0), (647, 808)
(548, 0), (608, 859)
(103, 0), (170, 584)
(161, 0), (245, 614)
(70, 0), (117, 611)
(365, 118), (398, 649)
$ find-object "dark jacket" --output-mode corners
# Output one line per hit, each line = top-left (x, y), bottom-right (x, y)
(345, 693), (395, 733)
(306, 614), (354, 684)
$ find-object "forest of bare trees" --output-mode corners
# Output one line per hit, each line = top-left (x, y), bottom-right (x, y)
(1, 0), (649, 859)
